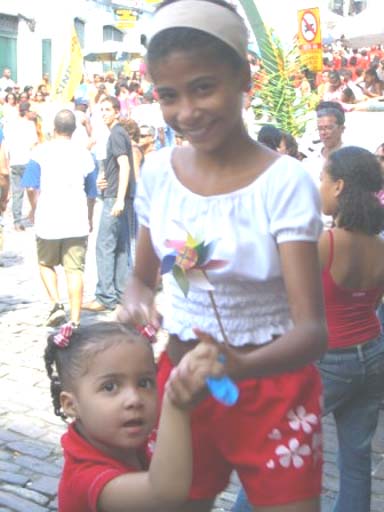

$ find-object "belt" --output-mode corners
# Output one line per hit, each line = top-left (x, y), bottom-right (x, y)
(328, 335), (381, 355)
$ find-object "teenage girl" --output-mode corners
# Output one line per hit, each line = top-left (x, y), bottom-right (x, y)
(118, 1), (327, 511)
(318, 146), (384, 511)
(45, 321), (224, 512)
(234, 146), (384, 512)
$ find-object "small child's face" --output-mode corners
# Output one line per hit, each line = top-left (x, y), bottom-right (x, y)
(149, 50), (248, 153)
(62, 340), (157, 461)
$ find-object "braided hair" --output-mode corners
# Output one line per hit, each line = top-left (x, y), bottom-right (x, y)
(44, 322), (151, 421)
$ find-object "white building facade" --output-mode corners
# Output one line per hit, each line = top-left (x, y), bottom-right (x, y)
(0, 0), (147, 88)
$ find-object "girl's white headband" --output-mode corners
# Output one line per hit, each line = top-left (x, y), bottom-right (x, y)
(147, 0), (248, 61)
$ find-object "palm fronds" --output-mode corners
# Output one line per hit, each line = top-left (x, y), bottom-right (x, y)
(240, 0), (316, 137)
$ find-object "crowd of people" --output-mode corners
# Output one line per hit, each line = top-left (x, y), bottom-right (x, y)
(1, 1), (384, 511)
(0, 62), (181, 326)
(252, 40), (384, 105)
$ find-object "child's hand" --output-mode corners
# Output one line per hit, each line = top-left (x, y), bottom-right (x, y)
(165, 332), (225, 409)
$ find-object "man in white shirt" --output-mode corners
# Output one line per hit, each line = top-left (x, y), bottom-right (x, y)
(0, 68), (15, 97)
(303, 102), (345, 187)
(5, 101), (38, 230)
(22, 110), (97, 327)
(303, 102), (345, 227)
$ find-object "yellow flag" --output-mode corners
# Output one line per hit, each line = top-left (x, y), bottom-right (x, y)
(52, 26), (83, 101)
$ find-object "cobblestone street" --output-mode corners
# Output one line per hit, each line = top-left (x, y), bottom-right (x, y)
(1, 211), (384, 511)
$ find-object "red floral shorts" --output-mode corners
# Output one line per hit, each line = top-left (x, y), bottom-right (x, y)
(156, 351), (323, 506)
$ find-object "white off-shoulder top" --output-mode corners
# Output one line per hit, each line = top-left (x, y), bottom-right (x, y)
(135, 147), (322, 346)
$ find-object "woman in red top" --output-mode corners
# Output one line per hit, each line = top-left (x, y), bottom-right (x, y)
(318, 146), (384, 512)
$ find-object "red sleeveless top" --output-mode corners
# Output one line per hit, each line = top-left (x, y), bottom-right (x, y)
(322, 230), (383, 349)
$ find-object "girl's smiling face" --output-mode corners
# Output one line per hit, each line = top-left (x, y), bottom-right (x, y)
(149, 50), (249, 153)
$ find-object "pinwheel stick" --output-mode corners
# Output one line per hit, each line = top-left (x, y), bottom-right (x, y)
(204, 271), (230, 346)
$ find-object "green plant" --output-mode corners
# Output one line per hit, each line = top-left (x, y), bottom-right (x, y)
(240, 0), (316, 137)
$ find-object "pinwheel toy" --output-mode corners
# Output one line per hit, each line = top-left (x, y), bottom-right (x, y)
(161, 225), (239, 406)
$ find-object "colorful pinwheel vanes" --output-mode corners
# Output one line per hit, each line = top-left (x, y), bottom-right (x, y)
(160, 224), (239, 406)
(160, 229), (227, 296)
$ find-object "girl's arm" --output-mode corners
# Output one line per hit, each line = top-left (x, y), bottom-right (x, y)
(118, 225), (161, 327)
(226, 240), (328, 380)
(98, 340), (224, 512)
(111, 154), (130, 217)
(318, 230), (330, 270)
(99, 395), (191, 512)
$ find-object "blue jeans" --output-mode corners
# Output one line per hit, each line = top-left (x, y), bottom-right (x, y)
(318, 336), (384, 512)
(95, 197), (131, 309)
(11, 165), (26, 225)
(377, 302), (384, 332)
(232, 335), (384, 512)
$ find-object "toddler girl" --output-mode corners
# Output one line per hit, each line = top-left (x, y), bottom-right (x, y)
(45, 321), (223, 512)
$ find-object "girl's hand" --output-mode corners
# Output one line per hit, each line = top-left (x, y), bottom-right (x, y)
(193, 328), (249, 382)
(165, 332), (225, 408)
(116, 276), (160, 329)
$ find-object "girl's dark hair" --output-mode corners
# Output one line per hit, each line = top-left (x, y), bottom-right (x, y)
(120, 118), (141, 142)
(94, 87), (107, 104)
(146, 0), (246, 72)
(5, 92), (16, 103)
(44, 322), (151, 421)
(327, 146), (384, 235)
(114, 79), (129, 97)
(341, 87), (355, 103)
(257, 124), (282, 151)
(128, 81), (140, 93)
(281, 131), (299, 158)
(365, 67), (379, 81)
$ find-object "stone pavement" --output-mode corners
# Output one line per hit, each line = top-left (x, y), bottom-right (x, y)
(1, 212), (384, 511)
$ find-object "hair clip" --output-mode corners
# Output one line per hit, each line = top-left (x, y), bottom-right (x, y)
(135, 323), (158, 344)
(53, 323), (73, 348)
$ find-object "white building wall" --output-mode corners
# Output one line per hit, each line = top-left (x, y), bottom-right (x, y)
(16, 18), (41, 88)
(0, 0), (115, 88)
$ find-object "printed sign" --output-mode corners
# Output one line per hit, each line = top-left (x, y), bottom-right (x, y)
(297, 7), (323, 72)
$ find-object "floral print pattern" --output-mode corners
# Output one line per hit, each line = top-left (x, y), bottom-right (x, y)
(265, 404), (322, 471)
(276, 438), (311, 468)
(287, 405), (318, 434)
